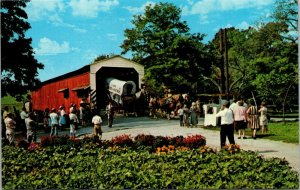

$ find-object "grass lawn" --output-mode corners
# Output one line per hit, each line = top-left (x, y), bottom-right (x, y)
(201, 122), (299, 144)
(252, 122), (299, 144)
(1, 95), (24, 111)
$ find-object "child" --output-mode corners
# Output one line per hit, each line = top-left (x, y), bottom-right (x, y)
(69, 109), (79, 138)
(178, 106), (184, 126)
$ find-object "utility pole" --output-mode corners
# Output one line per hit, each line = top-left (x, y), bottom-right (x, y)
(224, 28), (229, 101)
(219, 29), (226, 95)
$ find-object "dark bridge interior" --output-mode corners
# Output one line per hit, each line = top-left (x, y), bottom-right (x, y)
(96, 67), (139, 108)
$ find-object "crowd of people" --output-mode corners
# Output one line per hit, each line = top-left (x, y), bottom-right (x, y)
(177, 100), (201, 127)
(2, 94), (268, 148)
(2, 100), (116, 145)
(216, 97), (269, 148)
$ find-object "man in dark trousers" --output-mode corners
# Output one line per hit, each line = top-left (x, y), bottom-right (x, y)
(106, 100), (115, 128)
(216, 101), (235, 148)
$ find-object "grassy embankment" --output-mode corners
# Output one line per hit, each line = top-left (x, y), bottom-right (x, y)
(1, 95), (24, 112)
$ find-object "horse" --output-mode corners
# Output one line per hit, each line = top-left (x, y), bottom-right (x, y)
(121, 90), (148, 117)
(156, 96), (180, 119)
(149, 97), (158, 119)
(122, 95), (137, 117)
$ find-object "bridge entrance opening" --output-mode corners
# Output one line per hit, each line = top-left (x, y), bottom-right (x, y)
(95, 67), (139, 108)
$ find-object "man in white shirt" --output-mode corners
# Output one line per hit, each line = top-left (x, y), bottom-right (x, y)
(92, 112), (103, 139)
(216, 101), (235, 148)
(229, 99), (237, 111)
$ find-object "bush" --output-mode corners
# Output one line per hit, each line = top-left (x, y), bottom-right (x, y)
(152, 136), (170, 148)
(134, 134), (155, 147)
(53, 135), (69, 145)
(27, 143), (41, 151)
(169, 135), (184, 147)
(40, 136), (55, 147)
(2, 146), (298, 189)
(111, 134), (134, 147)
(183, 134), (206, 148)
(40, 135), (82, 149)
(16, 140), (29, 150)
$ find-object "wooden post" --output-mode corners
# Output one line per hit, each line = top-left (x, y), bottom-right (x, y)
(219, 29), (226, 94)
(224, 28), (229, 101)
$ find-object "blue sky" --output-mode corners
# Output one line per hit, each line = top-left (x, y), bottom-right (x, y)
(25, 0), (275, 82)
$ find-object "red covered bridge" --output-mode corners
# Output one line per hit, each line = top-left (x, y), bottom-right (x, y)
(31, 55), (144, 111)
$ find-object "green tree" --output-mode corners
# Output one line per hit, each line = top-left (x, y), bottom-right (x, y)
(272, 0), (298, 43)
(1, 0), (44, 100)
(92, 53), (116, 63)
(205, 27), (253, 98)
(121, 2), (209, 95)
(249, 21), (298, 116)
(246, 0), (298, 111)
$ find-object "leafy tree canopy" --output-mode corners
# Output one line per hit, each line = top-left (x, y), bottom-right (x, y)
(206, 0), (297, 108)
(1, 0), (44, 101)
(121, 2), (210, 95)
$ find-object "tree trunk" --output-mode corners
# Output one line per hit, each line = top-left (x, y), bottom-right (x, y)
(282, 82), (293, 123)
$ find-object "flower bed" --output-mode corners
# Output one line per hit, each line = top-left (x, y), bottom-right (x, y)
(2, 134), (299, 189)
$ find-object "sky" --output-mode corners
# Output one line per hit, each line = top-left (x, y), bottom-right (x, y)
(24, 0), (275, 82)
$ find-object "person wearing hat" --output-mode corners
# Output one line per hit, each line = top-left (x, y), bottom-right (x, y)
(69, 103), (78, 114)
(49, 108), (59, 136)
(216, 100), (235, 148)
(4, 112), (16, 145)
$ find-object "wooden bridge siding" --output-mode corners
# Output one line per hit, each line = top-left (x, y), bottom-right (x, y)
(31, 72), (90, 111)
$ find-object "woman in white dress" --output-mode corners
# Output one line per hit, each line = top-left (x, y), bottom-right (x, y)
(258, 101), (268, 134)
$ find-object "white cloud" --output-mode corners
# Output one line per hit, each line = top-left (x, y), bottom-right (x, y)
(236, 21), (251, 30)
(124, 1), (155, 14)
(35, 38), (72, 55)
(99, 0), (119, 11)
(199, 14), (210, 24)
(107, 33), (118, 41)
(26, 0), (65, 21)
(213, 24), (232, 32)
(188, 0), (273, 15)
(69, 0), (119, 18)
(224, 24), (233, 28)
(181, 5), (190, 16)
(49, 14), (87, 33)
